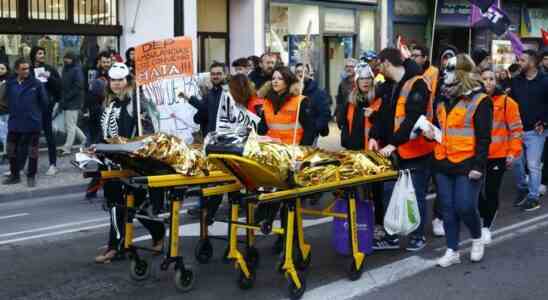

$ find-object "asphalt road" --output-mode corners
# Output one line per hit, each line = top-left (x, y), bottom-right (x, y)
(1, 173), (548, 300)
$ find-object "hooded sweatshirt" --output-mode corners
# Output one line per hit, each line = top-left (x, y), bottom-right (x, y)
(61, 52), (85, 110)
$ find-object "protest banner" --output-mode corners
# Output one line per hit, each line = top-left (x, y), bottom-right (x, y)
(135, 37), (200, 142)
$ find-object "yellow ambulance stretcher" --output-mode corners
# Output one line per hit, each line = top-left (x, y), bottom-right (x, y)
(206, 153), (398, 300)
(81, 147), (241, 293)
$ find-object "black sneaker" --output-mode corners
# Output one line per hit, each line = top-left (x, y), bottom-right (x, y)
(521, 199), (541, 212)
(2, 175), (21, 185)
(373, 237), (400, 251)
(27, 177), (36, 188)
(514, 190), (528, 207)
(406, 237), (427, 252)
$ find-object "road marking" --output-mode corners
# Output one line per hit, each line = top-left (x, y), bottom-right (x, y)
(434, 212), (548, 251)
(301, 211), (548, 300)
(0, 204), (195, 241)
(0, 213), (29, 220)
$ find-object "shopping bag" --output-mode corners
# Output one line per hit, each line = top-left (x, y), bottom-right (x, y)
(332, 195), (374, 255)
(383, 170), (420, 236)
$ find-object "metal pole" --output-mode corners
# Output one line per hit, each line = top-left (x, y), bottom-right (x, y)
(429, 0), (439, 63)
(136, 85), (143, 136)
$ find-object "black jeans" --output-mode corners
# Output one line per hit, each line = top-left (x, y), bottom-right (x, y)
(104, 182), (166, 251)
(478, 159), (506, 229)
(7, 131), (40, 178)
(42, 108), (57, 166)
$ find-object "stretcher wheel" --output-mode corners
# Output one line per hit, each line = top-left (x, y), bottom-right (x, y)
(237, 269), (255, 290)
(195, 239), (213, 264)
(287, 272), (306, 300)
(129, 259), (151, 281)
(348, 261), (365, 281)
(174, 267), (195, 293)
(295, 249), (311, 271)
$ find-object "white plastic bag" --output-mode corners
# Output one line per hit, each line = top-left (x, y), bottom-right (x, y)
(52, 110), (65, 134)
(383, 170), (420, 236)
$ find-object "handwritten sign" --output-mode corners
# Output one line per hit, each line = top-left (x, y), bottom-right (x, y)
(136, 37), (199, 143)
(135, 37), (193, 86)
(216, 91), (261, 133)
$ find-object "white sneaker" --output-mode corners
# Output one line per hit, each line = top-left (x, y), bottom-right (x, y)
(470, 238), (485, 262)
(46, 165), (59, 176)
(432, 218), (445, 237)
(540, 184), (547, 196)
(437, 249), (461, 268)
(3, 170), (10, 176)
(481, 227), (492, 245)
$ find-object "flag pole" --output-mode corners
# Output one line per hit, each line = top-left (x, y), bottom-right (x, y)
(429, 0), (439, 63)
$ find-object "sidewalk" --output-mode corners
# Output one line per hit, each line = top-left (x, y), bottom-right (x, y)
(0, 150), (87, 201)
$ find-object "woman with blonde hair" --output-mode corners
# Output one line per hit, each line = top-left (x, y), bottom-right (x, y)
(428, 54), (493, 267)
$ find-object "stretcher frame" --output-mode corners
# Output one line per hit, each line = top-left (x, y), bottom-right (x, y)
(85, 169), (240, 292)
(206, 153), (397, 300)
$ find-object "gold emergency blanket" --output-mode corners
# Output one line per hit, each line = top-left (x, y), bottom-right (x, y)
(106, 133), (210, 176)
(294, 150), (393, 187)
(242, 138), (393, 186)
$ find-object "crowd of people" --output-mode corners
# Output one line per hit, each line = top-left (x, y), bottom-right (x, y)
(1, 41), (548, 268)
(0, 47), (133, 187)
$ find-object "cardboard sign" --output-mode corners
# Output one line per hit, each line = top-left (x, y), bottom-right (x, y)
(216, 91), (261, 133)
(135, 37), (193, 86)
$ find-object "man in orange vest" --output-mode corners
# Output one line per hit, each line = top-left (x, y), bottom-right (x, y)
(369, 48), (433, 252)
(412, 45), (445, 237)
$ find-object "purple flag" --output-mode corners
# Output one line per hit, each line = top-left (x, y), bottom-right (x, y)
(508, 32), (524, 56)
(469, 0), (496, 12)
(474, 5), (512, 35)
(470, 0), (499, 26)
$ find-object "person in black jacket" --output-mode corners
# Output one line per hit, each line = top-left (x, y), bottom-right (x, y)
(429, 54), (493, 267)
(248, 53), (274, 90)
(30, 46), (62, 176)
(184, 62), (227, 219)
(369, 48), (432, 252)
(295, 63), (330, 144)
(510, 49), (548, 211)
(60, 51), (86, 155)
(95, 63), (166, 263)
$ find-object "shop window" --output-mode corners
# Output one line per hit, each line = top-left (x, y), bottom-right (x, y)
(359, 10), (375, 53)
(74, 0), (117, 25)
(268, 3), (320, 66)
(28, 0), (67, 20)
(0, 0), (17, 18)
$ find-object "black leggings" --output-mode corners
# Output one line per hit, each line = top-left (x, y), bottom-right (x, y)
(42, 108), (57, 166)
(478, 159), (506, 229)
(104, 182), (166, 251)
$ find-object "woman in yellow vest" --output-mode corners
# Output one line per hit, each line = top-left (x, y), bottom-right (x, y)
(428, 54), (493, 268)
(478, 69), (523, 244)
(257, 66), (314, 146)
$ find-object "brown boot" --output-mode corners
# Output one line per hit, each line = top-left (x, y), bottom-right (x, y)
(95, 249), (118, 264)
(152, 239), (164, 255)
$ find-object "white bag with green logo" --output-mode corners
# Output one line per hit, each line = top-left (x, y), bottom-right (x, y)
(383, 170), (420, 236)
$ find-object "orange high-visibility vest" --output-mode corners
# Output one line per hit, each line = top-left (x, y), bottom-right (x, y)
(423, 66), (439, 109)
(394, 76), (434, 159)
(346, 98), (382, 149)
(434, 93), (488, 163)
(263, 95), (304, 145)
(488, 94), (523, 159)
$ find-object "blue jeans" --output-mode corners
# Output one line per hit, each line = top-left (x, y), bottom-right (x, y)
(512, 130), (546, 200)
(383, 167), (430, 240)
(435, 173), (482, 250)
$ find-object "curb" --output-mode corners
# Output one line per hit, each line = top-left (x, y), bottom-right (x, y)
(0, 183), (87, 202)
